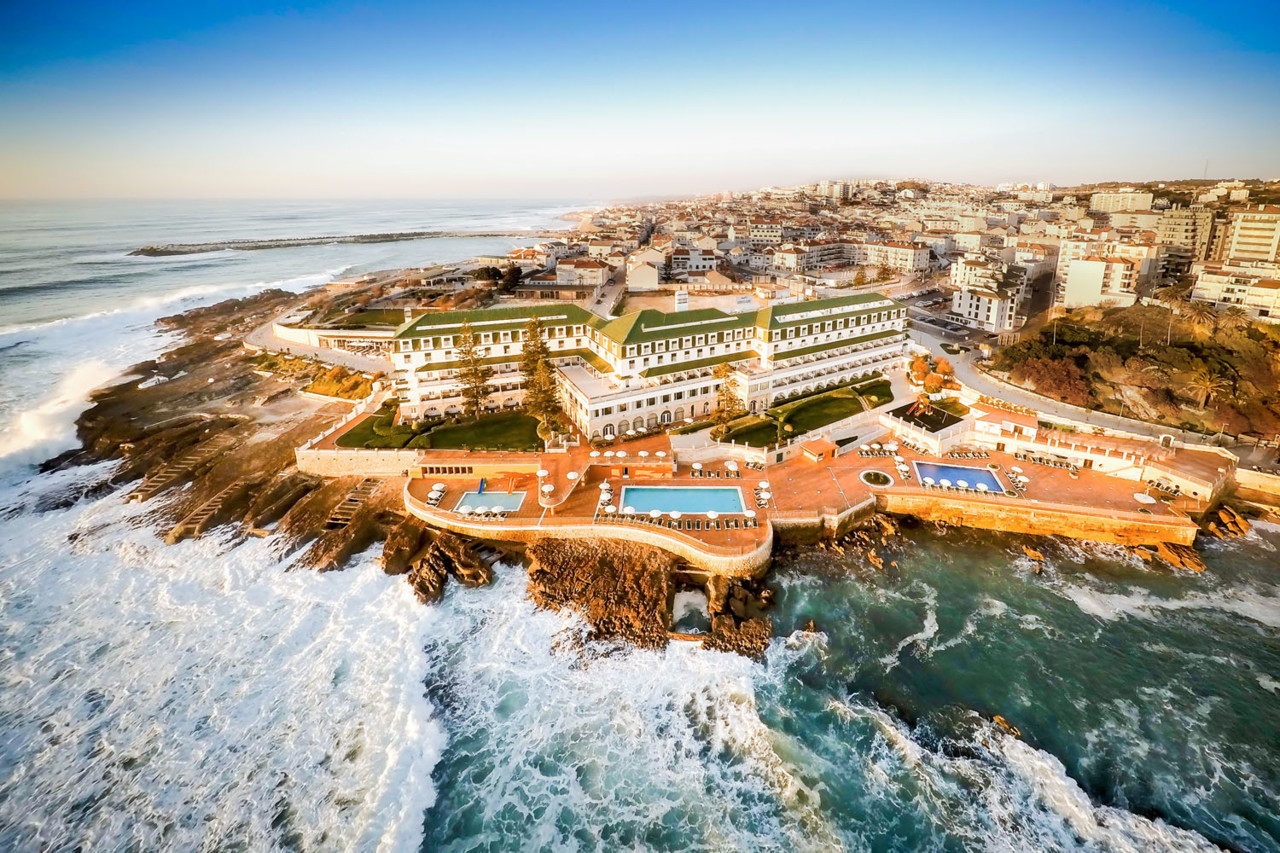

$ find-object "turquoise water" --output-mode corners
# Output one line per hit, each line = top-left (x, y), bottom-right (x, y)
(915, 461), (1006, 491)
(620, 485), (746, 515)
(419, 525), (1280, 851)
(457, 491), (525, 511)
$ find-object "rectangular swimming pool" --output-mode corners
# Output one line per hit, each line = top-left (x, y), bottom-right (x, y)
(454, 491), (526, 511)
(618, 486), (745, 515)
(912, 462), (1005, 492)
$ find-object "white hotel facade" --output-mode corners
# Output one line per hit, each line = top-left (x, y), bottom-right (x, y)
(389, 293), (908, 440)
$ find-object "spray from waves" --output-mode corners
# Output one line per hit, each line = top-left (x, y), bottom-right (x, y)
(0, 266), (350, 338)
(0, 360), (119, 461)
(417, 572), (847, 852)
(879, 582), (939, 670)
(0, 466), (442, 853)
(1053, 577), (1280, 629)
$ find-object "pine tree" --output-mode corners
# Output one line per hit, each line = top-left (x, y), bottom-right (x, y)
(455, 322), (493, 420)
(711, 362), (745, 438)
(520, 316), (564, 433)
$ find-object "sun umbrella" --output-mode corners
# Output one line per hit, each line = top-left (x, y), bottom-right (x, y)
(744, 509), (757, 519)
(940, 479), (951, 488)
(670, 511), (682, 520)
(759, 491), (772, 501)
(758, 481), (770, 489)
(1017, 474), (1030, 483)
(923, 477), (934, 485)
(536, 469), (549, 478)
(626, 429), (637, 437)
(638, 450), (649, 457)
(725, 460), (739, 471)
(541, 484), (554, 494)
(893, 455), (904, 462)
(692, 462), (703, 470)
(623, 506), (635, 515)
(605, 505), (616, 514)
(589, 450), (601, 458)
(957, 480), (968, 489)
(598, 481), (611, 490)
(566, 471), (579, 480)
(706, 510), (719, 521)
(655, 451), (667, 458)
(616, 450), (627, 458)
(1134, 493), (1157, 504)
(1010, 465), (1022, 473)
(977, 483), (988, 492)
(859, 445), (868, 450)
(433, 483), (446, 491)
(649, 509), (662, 519)
(604, 450), (615, 457)
(871, 443), (881, 450)
(458, 505), (473, 514)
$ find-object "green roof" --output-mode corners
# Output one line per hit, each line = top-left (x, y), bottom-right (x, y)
(593, 307), (757, 345)
(415, 347), (613, 375)
(756, 294), (903, 330)
(640, 352), (750, 378)
(395, 304), (595, 338)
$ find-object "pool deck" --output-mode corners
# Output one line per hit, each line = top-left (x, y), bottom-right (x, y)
(398, 422), (1205, 574)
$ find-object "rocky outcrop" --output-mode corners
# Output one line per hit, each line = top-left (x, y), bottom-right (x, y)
(398, 531), (492, 604)
(526, 538), (673, 648)
(381, 516), (429, 575)
(703, 576), (774, 659)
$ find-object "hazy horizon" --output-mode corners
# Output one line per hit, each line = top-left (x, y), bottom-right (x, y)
(3, 0), (1279, 199)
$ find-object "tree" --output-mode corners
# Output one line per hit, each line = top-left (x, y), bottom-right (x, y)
(471, 266), (502, 282)
(1187, 367), (1228, 408)
(1184, 300), (1217, 336)
(909, 355), (930, 383)
(934, 357), (954, 378)
(875, 266), (893, 283)
(520, 317), (564, 434)
(455, 322), (494, 420)
(853, 268), (868, 286)
(1220, 305), (1251, 332)
(661, 257), (675, 283)
(500, 265), (522, 292)
(923, 373), (944, 394)
(711, 362), (745, 438)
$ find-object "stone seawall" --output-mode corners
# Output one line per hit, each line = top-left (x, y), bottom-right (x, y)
(297, 448), (420, 477)
(404, 487), (774, 578)
(877, 491), (1198, 546)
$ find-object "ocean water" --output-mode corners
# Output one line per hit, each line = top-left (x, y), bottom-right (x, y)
(1, 202), (1278, 852)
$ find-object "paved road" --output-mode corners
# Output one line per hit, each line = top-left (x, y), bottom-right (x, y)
(909, 324), (1199, 441)
(244, 316), (394, 374)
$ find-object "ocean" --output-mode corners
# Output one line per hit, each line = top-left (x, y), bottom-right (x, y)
(0, 201), (1277, 852)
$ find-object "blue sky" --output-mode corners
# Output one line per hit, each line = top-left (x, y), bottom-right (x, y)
(2, 0), (1278, 198)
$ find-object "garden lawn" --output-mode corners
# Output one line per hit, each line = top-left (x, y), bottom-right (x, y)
(781, 392), (864, 434)
(724, 418), (780, 448)
(424, 412), (542, 451)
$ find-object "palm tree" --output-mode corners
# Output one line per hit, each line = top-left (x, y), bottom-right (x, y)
(1184, 300), (1218, 337)
(1220, 305), (1251, 332)
(1187, 367), (1229, 409)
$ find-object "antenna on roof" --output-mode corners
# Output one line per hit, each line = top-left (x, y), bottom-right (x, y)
(1203, 158), (1209, 181)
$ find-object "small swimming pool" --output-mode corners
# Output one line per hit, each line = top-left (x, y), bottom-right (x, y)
(912, 462), (1005, 492)
(619, 486), (744, 515)
(454, 491), (526, 511)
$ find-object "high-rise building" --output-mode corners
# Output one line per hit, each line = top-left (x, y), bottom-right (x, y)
(1089, 191), (1154, 213)
(1220, 205), (1280, 263)
(1156, 206), (1216, 276)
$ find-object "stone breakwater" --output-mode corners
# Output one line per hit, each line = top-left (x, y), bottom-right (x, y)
(129, 229), (559, 256)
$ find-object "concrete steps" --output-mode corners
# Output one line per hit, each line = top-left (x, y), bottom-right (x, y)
(325, 478), (382, 529)
(128, 433), (237, 503)
(167, 479), (244, 543)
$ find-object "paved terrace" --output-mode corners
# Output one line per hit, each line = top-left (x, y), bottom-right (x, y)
(395, 418), (1202, 568)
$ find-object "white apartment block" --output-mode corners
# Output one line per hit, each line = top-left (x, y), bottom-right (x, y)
(556, 258), (612, 287)
(1062, 256), (1138, 308)
(1189, 260), (1280, 322)
(1221, 205), (1280, 263)
(1156, 206), (1215, 263)
(390, 294), (909, 439)
(1090, 191), (1155, 213)
(950, 286), (1019, 333)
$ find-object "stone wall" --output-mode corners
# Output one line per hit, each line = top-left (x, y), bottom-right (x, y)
(296, 448), (420, 477)
(877, 491), (1198, 546)
(404, 487), (774, 578)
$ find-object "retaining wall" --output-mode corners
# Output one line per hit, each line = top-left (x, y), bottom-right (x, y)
(877, 490), (1198, 546)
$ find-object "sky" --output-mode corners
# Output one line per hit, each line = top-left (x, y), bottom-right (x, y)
(1, 0), (1278, 199)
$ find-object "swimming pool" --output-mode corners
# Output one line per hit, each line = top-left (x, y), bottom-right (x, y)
(454, 491), (526, 511)
(912, 462), (1005, 492)
(618, 486), (745, 515)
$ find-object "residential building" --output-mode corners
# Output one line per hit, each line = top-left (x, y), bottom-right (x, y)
(1062, 256), (1138, 308)
(1155, 206), (1215, 269)
(1089, 191), (1155, 213)
(1189, 260), (1280, 322)
(556, 258), (611, 287)
(1220, 205), (1280, 263)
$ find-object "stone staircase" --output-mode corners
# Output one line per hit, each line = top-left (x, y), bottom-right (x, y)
(128, 433), (237, 503)
(325, 478), (382, 529)
(167, 479), (245, 543)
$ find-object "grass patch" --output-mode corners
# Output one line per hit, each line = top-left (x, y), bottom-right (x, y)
(421, 412), (543, 451)
(669, 420), (714, 435)
(779, 392), (865, 434)
(857, 379), (894, 409)
(722, 416), (780, 448)
(303, 365), (374, 400)
(933, 397), (971, 417)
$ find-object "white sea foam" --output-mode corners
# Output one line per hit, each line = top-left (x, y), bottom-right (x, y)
(880, 583), (939, 669)
(1058, 580), (1280, 629)
(0, 472), (443, 852)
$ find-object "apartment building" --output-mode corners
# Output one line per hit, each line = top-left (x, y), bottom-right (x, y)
(1062, 256), (1138, 308)
(949, 257), (1022, 332)
(1089, 191), (1154, 213)
(391, 294), (909, 438)
(1220, 205), (1280, 263)
(1155, 206), (1215, 267)
(556, 258), (611, 287)
(1189, 260), (1280, 322)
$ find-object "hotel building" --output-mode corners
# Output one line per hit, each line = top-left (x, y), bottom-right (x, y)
(1189, 260), (1280, 322)
(391, 293), (908, 439)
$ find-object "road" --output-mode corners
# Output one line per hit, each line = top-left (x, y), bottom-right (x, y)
(909, 323), (1194, 441)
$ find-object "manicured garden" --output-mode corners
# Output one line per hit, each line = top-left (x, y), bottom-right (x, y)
(336, 404), (541, 451)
